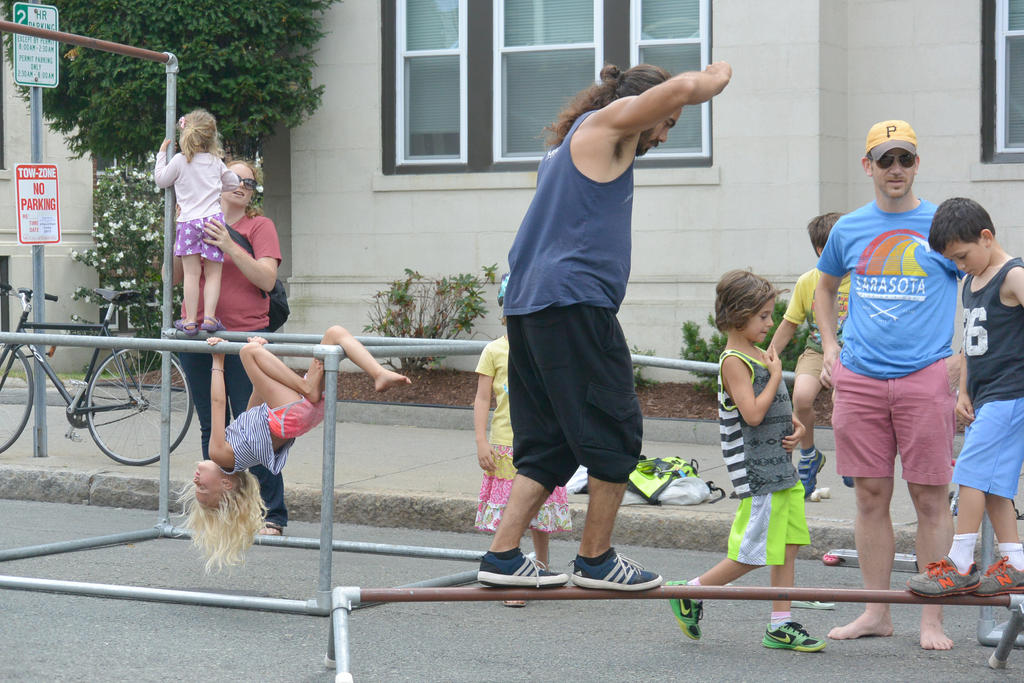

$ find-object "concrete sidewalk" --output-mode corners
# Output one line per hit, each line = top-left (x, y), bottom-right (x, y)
(0, 399), (931, 558)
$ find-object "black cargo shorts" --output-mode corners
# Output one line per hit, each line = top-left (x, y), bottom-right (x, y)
(507, 304), (643, 491)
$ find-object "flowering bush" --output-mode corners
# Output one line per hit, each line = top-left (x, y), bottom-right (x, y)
(70, 159), (180, 339)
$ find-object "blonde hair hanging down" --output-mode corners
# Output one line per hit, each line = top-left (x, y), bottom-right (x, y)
(178, 470), (266, 573)
(178, 108), (224, 162)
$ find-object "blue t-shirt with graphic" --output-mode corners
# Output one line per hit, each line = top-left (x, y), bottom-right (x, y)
(816, 199), (958, 379)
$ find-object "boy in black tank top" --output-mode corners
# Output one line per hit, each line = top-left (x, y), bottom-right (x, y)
(907, 198), (1024, 598)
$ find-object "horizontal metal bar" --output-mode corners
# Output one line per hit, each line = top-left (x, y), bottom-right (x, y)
(0, 331), (339, 360)
(168, 526), (484, 561)
(0, 19), (170, 63)
(3, 329), (782, 379)
(357, 585), (1015, 607)
(0, 527), (161, 562)
(0, 574), (324, 614)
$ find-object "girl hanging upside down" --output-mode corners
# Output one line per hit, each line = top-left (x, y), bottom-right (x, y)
(179, 325), (411, 571)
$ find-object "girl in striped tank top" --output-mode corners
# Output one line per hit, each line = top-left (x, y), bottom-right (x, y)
(181, 325), (410, 571)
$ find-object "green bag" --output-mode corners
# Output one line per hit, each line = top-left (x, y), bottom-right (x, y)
(627, 457), (700, 503)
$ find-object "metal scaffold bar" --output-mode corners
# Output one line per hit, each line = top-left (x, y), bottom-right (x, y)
(0, 19), (171, 62)
(356, 584), (1016, 607)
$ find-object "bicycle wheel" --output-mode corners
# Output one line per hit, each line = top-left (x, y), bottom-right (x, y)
(86, 350), (194, 466)
(0, 345), (33, 454)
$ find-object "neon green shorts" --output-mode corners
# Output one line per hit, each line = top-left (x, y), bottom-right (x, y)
(727, 482), (809, 566)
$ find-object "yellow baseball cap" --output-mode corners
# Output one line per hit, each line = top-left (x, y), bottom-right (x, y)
(865, 120), (917, 158)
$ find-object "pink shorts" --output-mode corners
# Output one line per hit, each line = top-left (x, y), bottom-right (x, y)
(268, 397), (325, 439)
(831, 357), (954, 485)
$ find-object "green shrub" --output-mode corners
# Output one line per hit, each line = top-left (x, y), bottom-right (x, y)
(680, 299), (809, 394)
(364, 265), (498, 370)
(70, 160), (181, 339)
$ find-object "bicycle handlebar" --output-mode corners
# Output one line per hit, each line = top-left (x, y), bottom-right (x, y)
(0, 283), (58, 302)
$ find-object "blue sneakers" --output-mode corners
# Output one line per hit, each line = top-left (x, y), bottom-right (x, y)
(478, 550), (569, 587)
(570, 549), (663, 591)
(798, 449), (826, 498)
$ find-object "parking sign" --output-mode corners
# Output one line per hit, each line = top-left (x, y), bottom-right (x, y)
(13, 3), (59, 88)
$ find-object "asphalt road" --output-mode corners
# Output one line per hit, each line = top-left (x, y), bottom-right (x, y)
(0, 499), (1017, 682)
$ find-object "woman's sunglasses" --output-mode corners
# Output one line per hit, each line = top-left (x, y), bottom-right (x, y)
(240, 178), (259, 191)
(873, 152), (917, 169)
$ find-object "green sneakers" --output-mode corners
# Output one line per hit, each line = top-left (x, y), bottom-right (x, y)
(762, 622), (827, 652)
(665, 580), (703, 640)
(667, 581), (824, 651)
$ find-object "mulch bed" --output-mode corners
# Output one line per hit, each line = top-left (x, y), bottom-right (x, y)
(335, 367), (836, 425)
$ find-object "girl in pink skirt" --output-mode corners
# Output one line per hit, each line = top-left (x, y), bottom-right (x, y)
(473, 276), (571, 606)
(155, 109), (240, 336)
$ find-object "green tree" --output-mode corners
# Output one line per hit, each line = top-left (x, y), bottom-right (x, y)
(2, 0), (339, 162)
(70, 159), (180, 339)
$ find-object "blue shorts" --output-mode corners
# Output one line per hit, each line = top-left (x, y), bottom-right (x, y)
(953, 397), (1024, 500)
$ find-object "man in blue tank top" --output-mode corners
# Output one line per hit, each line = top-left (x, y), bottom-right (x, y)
(477, 61), (732, 592)
(814, 120), (960, 650)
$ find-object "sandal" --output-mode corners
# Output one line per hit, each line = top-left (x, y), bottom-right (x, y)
(258, 522), (284, 536)
(502, 600), (527, 608)
(200, 316), (225, 332)
(174, 318), (199, 337)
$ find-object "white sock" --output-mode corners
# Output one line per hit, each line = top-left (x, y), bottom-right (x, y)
(998, 542), (1024, 570)
(770, 611), (791, 628)
(948, 533), (979, 573)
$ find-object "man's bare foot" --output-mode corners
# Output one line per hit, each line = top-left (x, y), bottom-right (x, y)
(374, 368), (411, 392)
(920, 618), (953, 650)
(828, 611), (894, 640)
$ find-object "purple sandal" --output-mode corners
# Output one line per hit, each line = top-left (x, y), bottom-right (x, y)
(174, 318), (199, 337)
(200, 317), (225, 332)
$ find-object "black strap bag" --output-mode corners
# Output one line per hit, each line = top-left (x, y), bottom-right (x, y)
(224, 224), (290, 332)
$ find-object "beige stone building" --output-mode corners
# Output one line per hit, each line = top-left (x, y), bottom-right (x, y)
(6, 1), (1024, 376)
(271, 0), (1024, 375)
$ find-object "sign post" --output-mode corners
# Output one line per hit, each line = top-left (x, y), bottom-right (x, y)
(14, 1), (60, 456)
(12, 2), (59, 88)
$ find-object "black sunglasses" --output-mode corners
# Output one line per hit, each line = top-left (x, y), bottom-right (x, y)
(873, 152), (916, 169)
(240, 178), (259, 191)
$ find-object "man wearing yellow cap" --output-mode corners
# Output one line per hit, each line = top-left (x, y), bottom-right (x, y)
(813, 121), (960, 650)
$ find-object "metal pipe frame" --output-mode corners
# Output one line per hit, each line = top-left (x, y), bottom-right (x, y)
(0, 332), (486, 626)
(326, 587), (1024, 680)
(355, 584), (1017, 606)
(0, 574), (320, 614)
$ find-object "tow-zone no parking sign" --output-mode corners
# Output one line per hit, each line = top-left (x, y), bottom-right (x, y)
(15, 163), (61, 244)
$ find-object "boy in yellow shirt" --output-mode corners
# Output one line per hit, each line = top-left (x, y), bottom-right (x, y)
(770, 213), (851, 497)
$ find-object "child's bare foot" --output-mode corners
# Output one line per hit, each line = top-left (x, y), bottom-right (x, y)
(304, 359), (324, 403)
(828, 611), (894, 640)
(246, 336), (269, 346)
(374, 368), (411, 392)
(206, 336), (225, 346)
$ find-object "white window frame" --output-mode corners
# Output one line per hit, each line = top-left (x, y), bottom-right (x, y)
(395, 0), (468, 165)
(996, 0), (1024, 153)
(492, 0), (604, 162)
(630, 0), (710, 159)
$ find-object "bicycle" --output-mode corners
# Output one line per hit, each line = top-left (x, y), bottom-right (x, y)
(0, 284), (193, 465)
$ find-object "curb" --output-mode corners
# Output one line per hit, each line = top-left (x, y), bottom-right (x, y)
(0, 463), (919, 559)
